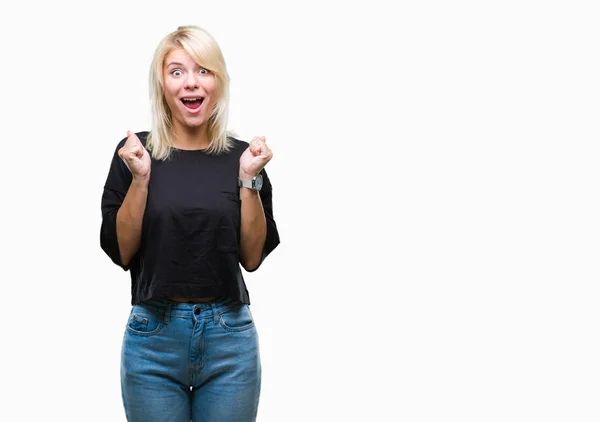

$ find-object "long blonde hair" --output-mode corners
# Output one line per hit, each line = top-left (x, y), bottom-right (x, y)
(147, 25), (236, 160)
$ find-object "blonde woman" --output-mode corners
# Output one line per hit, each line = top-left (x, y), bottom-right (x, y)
(100, 25), (280, 421)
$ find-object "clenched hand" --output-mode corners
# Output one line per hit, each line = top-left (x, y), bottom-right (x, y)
(118, 131), (151, 180)
(239, 136), (273, 178)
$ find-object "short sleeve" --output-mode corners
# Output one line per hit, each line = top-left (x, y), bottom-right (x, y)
(246, 167), (281, 272)
(100, 139), (132, 271)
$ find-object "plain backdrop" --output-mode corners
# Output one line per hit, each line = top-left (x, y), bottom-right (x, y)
(0, 0), (599, 421)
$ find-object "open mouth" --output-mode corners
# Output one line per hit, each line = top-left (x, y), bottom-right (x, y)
(181, 97), (204, 110)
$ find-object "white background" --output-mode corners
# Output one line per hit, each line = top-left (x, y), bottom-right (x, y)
(0, 0), (598, 421)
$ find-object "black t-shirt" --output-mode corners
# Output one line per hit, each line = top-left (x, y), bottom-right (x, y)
(100, 132), (280, 305)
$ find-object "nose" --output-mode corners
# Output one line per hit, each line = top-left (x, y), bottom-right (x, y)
(184, 73), (199, 90)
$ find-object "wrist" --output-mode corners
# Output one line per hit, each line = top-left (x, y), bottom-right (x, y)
(239, 186), (260, 199)
(239, 171), (257, 180)
(238, 172), (263, 192)
(132, 174), (150, 187)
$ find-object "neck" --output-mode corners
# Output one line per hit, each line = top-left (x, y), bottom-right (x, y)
(172, 122), (210, 150)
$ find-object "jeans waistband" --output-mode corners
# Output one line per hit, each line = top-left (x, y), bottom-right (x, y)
(137, 296), (241, 324)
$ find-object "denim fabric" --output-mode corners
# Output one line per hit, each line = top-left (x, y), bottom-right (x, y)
(120, 296), (261, 421)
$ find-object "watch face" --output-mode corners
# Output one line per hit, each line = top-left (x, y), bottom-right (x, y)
(255, 174), (263, 191)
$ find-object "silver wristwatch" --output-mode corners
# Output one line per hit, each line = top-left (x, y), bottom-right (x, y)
(238, 174), (263, 191)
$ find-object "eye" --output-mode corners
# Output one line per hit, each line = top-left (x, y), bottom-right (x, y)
(171, 69), (183, 77)
(199, 68), (210, 75)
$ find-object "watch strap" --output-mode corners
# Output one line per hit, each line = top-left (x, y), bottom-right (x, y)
(238, 178), (254, 189)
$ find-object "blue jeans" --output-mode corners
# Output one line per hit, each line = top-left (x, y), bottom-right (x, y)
(120, 296), (261, 421)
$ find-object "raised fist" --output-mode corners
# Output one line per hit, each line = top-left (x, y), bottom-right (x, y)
(239, 136), (273, 178)
(118, 131), (151, 180)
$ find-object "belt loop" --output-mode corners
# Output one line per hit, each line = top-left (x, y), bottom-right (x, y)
(211, 303), (220, 324)
(163, 301), (171, 324)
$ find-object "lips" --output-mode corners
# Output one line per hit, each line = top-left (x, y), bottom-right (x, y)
(181, 97), (204, 110)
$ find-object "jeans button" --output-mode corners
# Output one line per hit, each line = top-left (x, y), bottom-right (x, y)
(194, 308), (201, 315)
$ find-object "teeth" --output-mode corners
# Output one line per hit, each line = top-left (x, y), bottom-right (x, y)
(182, 98), (202, 102)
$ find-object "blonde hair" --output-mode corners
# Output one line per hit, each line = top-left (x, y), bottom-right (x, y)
(147, 25), (236, 160)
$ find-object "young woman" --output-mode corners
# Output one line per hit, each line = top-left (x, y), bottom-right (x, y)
(100, 25), (280, 421)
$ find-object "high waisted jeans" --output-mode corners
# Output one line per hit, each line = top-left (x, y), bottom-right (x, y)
(120, 296), (261, 422)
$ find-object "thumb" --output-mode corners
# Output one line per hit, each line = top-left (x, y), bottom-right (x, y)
(126, 130), (143, 147)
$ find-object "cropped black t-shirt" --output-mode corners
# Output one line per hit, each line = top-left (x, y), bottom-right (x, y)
(100, 132), (280, 306)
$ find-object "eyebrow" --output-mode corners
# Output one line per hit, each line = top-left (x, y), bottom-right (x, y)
(165, 62), (185, 68)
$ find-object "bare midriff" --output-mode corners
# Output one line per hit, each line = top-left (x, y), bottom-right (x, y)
(168, 297), (219, 303)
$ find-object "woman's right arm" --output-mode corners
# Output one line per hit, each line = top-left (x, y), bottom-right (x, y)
(100, 131), (151, 270)
(116, 176), (149, 267)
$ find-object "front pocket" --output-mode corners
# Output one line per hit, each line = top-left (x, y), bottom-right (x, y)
(219, 304), (255, 332)
(126, 305), (164, 337)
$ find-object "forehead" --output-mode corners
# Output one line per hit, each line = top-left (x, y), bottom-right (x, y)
(164, 48), (198, 68)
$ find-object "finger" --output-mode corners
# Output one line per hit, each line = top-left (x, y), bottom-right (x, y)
(126, 130), (142, 146)
(120, 156), (131, 172)
(128, 154), (141, 165)
(250, 142), (260, 155)
(250, 137), (266, 154)
(250, 135), (266, 145)
(258, 143), (271, 158)
(135, 148), (144, 158)
(120, 145), (141, 161)
(129, 145), (142, 157)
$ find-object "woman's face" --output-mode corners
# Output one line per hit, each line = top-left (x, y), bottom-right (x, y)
(162, 47), (217, 132)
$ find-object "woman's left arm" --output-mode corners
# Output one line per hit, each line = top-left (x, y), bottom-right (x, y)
(238, 136), (280, 271)
(239, 184), (267, 271)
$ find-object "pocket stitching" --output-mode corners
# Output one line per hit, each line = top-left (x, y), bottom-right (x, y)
(218, 306), (255, 332)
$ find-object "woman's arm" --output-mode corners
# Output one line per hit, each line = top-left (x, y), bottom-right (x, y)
(100, 131), (152, 269)
(238, 136), (280, 272)
(239, 183), (267, 271)
(116, 177), (149, 267)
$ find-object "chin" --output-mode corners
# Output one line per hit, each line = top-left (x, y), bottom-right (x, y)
(175, 115), (205, 128)
(185, 119), (207, 128)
